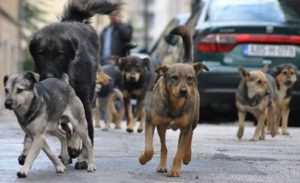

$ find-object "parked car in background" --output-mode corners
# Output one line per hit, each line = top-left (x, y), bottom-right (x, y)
(147, 0), (300, 125)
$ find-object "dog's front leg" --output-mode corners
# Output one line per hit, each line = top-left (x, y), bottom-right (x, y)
(17, 134), (45, 178)
(156, 125), (168, 172)
(137, 107), (146, 133)
(251, 112), (266, 141)
(132, 97), (146, 133)
(124, 97), (134, 132)
(168, 128), (192, 177)
(237, 110), (246, 140)
(281, 107), (290, 135)
(18, 134), (33, 165)
(139, 121), (155, 165)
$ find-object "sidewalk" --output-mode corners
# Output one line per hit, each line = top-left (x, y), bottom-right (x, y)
(0, 111), (300, 183)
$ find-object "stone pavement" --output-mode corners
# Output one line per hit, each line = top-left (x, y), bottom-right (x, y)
(0, 111), (300, 183)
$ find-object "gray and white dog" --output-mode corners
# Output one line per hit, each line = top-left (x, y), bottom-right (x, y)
(3, 72), (95, 178)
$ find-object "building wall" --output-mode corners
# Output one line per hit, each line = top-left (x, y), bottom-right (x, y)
(0, 0), (21, 112)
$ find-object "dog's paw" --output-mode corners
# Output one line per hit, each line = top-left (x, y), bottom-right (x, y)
(250, 137), (259, 141)
(87, 164), (96, 172)
(75, 161), (88, 169)
(68, 147), (81, 159)
(139, 152), (153, 165)
(259, 136), (265, 140)
(137, 128), (144, 133)
(17, 171), (27, 178)
(167, 168), (180, 177)
(18, 155), (26, 165)
(282, 131), (290, 136)
(56, 164), (65, 173)
(237, 127), (244, 140)
(183, 156), (191, 165)
(59, 155), (72, 165)
(126, 128), (134, 133)
(102, 127), (109, 131)
(156, 165), (167, 173)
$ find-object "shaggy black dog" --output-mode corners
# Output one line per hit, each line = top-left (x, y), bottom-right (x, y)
(29, 0), (121, 147)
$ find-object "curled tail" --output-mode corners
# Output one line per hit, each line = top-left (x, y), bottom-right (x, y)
(61, 0), (122, 23)
(169, 26), (192, 63)
(123, 43), (137, 56)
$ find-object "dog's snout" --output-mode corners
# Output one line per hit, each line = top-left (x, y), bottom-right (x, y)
(129, 75), (136, 81)
(4, 99), (12, 110)
(179, 87), (188, 97)
(285, 80), (292, 86)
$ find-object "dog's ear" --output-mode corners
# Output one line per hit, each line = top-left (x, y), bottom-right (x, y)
(270, 65), (281, 77)
(155, 65), (169, 77)
(192, 62), (209, 74)
(238, 66), (249, 79)
(24, 72), (40, 84)
(110, 55), (122, 66)
(3, 75), (9, 86)
(261, 64), (268, 73)
(143, 58), (150, 70)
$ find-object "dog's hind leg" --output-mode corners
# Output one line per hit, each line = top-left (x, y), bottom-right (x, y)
(17, 134), (45, 178)
(50, 128), (71, 165)
(42, 140), (65, 173)
(156, 125), (168, 173)
(102, 97), (112, 131)
(167, 127), (192, 177)
(281, 108), (290, 135)
(18, 134), (32, 165)
(94, 97), (101, 128)
(237, 110), (246, 140)
(115, 101), (125, 129)
(139, 121), (155, 165)
(68, 132), (81, 159)
(137, 108), (146, 133)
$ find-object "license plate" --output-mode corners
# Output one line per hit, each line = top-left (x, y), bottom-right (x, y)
(244, 44), (296, 58)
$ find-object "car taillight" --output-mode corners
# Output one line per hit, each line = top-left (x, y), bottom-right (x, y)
(197, 33), (300, 52)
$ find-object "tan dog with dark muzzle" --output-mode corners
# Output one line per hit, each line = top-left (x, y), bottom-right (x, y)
(139, 26), (208, 177)
(270, 64), (297, 135)
(236, 66), (277, 141)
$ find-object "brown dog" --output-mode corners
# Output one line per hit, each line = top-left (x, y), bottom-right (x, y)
(270, 64), (297, 135)
(139, 24), (208, 178)
(236, 66), (277, 141)
(139, 62), (208, 177)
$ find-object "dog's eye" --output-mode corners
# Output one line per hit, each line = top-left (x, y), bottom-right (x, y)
(283, 71), (288, 75)
(187, 76), (194, 82)
(17, 88), (24, 94)
(290, 71), (295, 75)
(171, 76), (178, 81)
(257, 80), (262, 84)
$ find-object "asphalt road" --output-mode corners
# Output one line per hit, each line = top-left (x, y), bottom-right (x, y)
(0, 111), (300, 183)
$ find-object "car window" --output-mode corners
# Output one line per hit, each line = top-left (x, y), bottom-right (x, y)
(206, 0), (300, 23)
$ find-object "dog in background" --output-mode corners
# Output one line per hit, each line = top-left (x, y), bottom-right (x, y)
(94, 64), (124, 130)
(270, 64), (297, 135)
(139, 26), (209, 177)
(236, 65), (277, 141)
(29, 0), (121, 162)
(115, 47), (157, 133)
(3, 72), (95, 178)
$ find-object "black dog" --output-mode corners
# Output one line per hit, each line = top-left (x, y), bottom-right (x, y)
(116, 54), (156, 133)
(94, 64), (124, 130)
(29, 0), (121, 160)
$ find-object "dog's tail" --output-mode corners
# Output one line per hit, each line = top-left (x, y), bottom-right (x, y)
(169, 26), (192, 63)
(61, 0), (122, 23)
(112, 88), (124, 102)
(123, 43), (137, 56)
